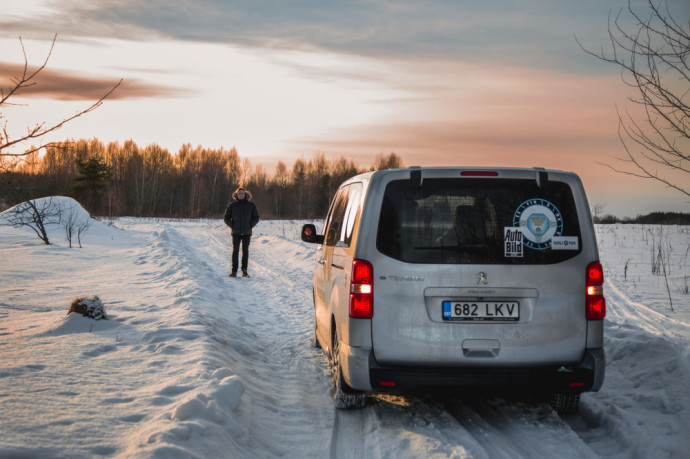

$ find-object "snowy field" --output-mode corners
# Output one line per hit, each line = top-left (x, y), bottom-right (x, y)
(1, 197), (689, 458)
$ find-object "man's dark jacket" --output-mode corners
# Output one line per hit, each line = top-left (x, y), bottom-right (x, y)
(224, 194), (260, 236)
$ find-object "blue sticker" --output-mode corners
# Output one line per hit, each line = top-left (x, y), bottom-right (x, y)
(513, 199), (563, 250)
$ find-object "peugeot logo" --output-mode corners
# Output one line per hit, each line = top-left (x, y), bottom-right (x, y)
(476, 272), (487, 285)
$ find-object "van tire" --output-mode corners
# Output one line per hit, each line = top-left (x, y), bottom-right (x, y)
(550, 393), (580, 414)
(331, 329), (367, 409)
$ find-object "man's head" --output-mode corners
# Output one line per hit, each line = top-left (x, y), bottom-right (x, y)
(234, 187), (250, 201)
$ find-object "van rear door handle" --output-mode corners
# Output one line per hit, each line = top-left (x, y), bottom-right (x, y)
(331, 263), (344, 270)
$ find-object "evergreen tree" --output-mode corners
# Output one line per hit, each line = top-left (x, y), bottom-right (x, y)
(72, 154), (112, 212)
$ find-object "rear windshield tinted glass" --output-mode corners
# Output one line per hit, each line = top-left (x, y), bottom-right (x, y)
(377, 178), (583, 264)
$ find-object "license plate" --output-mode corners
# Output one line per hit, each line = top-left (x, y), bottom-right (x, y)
(442, 301), (519, 321)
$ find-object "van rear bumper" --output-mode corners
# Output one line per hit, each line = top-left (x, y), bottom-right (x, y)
(368, 348), (605, 394)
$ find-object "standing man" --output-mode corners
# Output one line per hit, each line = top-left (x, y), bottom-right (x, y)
(224, 187), (260, 277)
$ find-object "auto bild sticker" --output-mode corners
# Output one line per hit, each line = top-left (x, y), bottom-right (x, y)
(504, 227), (524, 257)
(512, 199), (563, 250)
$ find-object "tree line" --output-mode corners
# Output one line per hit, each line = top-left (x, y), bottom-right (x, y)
(594, 212), (690, 226)
(0, 138), (403, 219)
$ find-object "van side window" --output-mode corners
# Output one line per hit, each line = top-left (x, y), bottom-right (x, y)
(325, 183), (362, 247)
(324, 189), (347, 246)
(341, 183), (362, 245)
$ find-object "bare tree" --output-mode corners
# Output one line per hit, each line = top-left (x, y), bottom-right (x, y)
(372, 152), (404, 171)
(1, 197), (61, 244)
(578, 0), (689, 197)
(591, 203), (606, 223)
(240, 157), (253, 186)
(76, 216), (91, 248)
(60, 203), (78, 248)
(0, 34), (121, 160)
(59, 201), (91, 248)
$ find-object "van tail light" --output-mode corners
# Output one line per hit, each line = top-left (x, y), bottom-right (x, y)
(586, 261), (606, 320)
(350, 259), (373, 319)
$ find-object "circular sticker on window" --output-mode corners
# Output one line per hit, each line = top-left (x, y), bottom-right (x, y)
(513, 199), (563, 250)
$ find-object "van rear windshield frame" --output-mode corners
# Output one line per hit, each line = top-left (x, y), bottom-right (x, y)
(376, 177), (583, 265)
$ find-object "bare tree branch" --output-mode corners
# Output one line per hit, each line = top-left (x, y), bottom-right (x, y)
(0, 35), (56, 107)
(577, 0), (690, 197)
(0, 35), (122, 158)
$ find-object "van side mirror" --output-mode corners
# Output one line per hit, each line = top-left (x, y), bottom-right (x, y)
(301, 224), (324, 244)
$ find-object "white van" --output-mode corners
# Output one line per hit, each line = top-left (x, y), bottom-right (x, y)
(301, 167), (605, 413)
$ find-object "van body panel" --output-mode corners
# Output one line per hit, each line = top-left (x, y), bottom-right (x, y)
(340, 341), (373, 390)
(312, 243), (329, 350)
(586, 320), (605, 348)
(371, 263), (587, 366)
(312, 178), (372, 351)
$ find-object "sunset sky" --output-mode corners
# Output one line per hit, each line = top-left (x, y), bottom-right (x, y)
(1, 0), (688, 217)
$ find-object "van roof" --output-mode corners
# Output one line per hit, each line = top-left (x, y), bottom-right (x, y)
(345, 166), (578, 184)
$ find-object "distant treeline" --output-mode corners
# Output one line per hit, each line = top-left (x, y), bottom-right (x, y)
(3, 139), (686, 223)
(1, 138), (404, 219)
(595, 212), (690, 225)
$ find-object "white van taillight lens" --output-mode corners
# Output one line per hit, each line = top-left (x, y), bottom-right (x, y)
(350, 259), (373, 319)
(586, 261), (606, 320)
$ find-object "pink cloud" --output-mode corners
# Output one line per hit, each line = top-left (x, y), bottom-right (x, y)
(0, 62), (193, 101)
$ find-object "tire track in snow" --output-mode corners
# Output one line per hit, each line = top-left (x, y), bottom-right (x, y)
(243, 232), (341, 456)
(330, 396), (476, 459)
(604, 279), (690, 339)
(330, 409), (377, 459)
(167, 222), (336, 456)
(442, 396), (596, 459)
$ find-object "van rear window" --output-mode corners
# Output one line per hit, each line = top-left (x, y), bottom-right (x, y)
(376, 178), (583, 264)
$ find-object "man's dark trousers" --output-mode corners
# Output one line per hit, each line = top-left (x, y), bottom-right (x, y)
(232, 234), (251, 272)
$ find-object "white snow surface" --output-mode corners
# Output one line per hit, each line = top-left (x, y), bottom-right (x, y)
(1, 197), (689, 458)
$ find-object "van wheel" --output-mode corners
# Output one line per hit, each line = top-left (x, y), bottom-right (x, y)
(550, 393), (580, 414)
(331, 330), (367, 409)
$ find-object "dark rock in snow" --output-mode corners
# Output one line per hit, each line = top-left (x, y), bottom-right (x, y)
(68, 296), (107, 320)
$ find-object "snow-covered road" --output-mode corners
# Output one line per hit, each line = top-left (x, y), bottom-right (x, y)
(1, 202), (689, 458)
(153, 220), (601, 459)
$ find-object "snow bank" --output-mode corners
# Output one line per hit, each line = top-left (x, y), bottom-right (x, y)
(40, 311), (118, 336)
(564, 224), (690, 459)
(0, 196), (121, 247)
